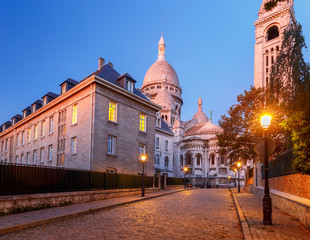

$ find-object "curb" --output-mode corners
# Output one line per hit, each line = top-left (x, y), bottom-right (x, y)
(230, 190), (253, 240)
(0, 189), (188, 236)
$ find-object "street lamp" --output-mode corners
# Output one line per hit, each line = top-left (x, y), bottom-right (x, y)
(228, 176), (231, 189)
(237, 161), (242, 193)
(184, 167), (188, 189)
(141, 154), (147, 197)
(261, 114), (272, 225)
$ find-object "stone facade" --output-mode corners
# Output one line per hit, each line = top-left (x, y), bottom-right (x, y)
(254, 0), (296, 88)
(0, 59), (160, 177)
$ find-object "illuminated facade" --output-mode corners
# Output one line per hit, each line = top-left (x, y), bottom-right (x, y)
(254, 0), (296, 88)
(0, 59), (160, 176)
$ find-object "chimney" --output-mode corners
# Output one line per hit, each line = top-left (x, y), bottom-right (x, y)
(98, 57), (105, 70)
(107, 62), (113, 68)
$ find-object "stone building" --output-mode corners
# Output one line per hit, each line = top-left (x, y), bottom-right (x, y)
(0, 58), (161, 176)
(142, 35), (243, 187)
(254, 0), (296, 88)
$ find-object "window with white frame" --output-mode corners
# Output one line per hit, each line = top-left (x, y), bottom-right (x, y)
(71, 137), (77, 155)
(40, 148), (44, 163)
(41, 120), (45, 137)
(21, 131), (25, 145)
(126, 80), (133, 92)
(49, 116), (54, 134)
(21, 154), (24, 164)
(139, 114), (146, 132)
(33, 150), (37, 164)
(139, 143), (146, 157)
(155, 154), (160, 165)
(27, 128), (31, 142)
(165, 140), (168, 151)
(72, 104), (77, 125)
(108, 101), (117, 122)
(27, 152), (30, 164)
(156, 137), (159, 149)
(16, 134), (19, 148)
(107, 135), (116, 155)
(48, 145), (53, 161)
(34, 124), (38, 140)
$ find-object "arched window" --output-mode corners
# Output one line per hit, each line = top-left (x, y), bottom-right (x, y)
(267, 26), (279, 41)
(220, 155), (226, 165)
(164, 156), (169, 168)
(186, 153), (192, 166)
(196, 154), (202, 166)
(156, 137), (159, 149)
(180, 155), (183, 167)
(155, 154), (160, 165)
(210, 154), (215, 165)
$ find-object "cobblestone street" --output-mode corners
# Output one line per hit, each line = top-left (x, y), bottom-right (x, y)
(0, 189), (243, 240)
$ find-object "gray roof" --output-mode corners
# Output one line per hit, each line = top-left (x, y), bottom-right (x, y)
(59, 78), (79, 86)
(32, 99), (42, 106)
(118, 73), (137, 83)
(12, 114), (22, 120)
(156, 119), (173, 135)
(42, 92), (59, 98)
(22, 106), (32, 112)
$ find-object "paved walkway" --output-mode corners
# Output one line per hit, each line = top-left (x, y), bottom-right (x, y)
(0, 189), (243, 239)
(0, 189), (185, 236)
(232, 189), (310, 240)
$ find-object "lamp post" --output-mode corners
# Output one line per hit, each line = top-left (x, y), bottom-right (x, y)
(228, 176), (231, 189)
(261, 114), (272, 225)
(237, 162), (242, 193)
(141, 154), (147, 197)
(184, 167), (188, 189)
(234, 168), (237, 188)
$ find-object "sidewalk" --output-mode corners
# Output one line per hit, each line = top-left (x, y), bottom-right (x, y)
(232, 188), (310, 240)
(0, 188), (186, 236)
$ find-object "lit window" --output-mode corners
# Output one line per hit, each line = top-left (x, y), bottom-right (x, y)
(165, 156), (169, 168)
(48, 145), (53, 161)
(16, 134), (19, 147)
(27, 152), (30, 164)
(61, 85), (66, 94)
(40, 148), (44, 163)
(21, 131), (25, 145)
(21, 154), (24, 164)
(139, 143), (146, 156)
(33, 150), (37, 164)
(27, 128), (31, 142)
(72, 104), (77, 125)
(49, 117), (54, 133)
(109, 101), (117, 122)
(126, 80), (133, 92)
(41, 121), (45, 137)
(139, 114), (146, 132)
(156, 137), (159, 149)
(16, 156), (19, 164)
(34, 124), (38, 140)
(71, 137), (77, 155)
(165, 140), (168, 151)
(108, 135), (116, 155)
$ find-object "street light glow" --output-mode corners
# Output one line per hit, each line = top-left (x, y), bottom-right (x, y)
(237, 162), (242, 168)
(184, 167), (188, 172)
(228, 176), (231, 179)
(141, 154), (147, 162)
(261, 115), (272, 130)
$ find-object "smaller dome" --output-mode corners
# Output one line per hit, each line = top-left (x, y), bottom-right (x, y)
(153, 74), (175, 110)
(192, 96), (208, 124)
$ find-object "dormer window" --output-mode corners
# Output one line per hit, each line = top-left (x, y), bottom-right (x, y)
(23, 111), (26, 118)
(32, 105), (36, 113)
(43, 97), (47, 106)
(126, 80), (134, 92)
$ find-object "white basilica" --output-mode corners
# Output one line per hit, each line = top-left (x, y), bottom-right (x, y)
(141, 34), (241, 187)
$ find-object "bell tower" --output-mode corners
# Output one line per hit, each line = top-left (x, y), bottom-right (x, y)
(254, 0), (296, 88)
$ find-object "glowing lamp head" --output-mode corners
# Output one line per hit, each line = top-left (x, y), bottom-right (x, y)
(237, 162), (242, 167)
(261, 115), (272, 130)
(234, 168), (237, 172)
(228, 176), (231, 179)
(141, 154), (147, 162)
(184, 167), (188, 172)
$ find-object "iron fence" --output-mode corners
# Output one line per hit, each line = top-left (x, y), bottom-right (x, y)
(262, 149), (297, 179)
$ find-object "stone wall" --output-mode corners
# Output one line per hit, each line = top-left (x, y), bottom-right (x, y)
(261, 174), (310, 200)
(255, 186), (310, 226)
(0, 188), (159, 214)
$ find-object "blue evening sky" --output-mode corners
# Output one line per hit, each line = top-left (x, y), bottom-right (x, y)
(0, 0), (309, 125)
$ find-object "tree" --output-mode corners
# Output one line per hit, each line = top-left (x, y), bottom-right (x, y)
(270, 24), (310, 174)
(264, 0), (286, 11)
(217, 87), (289, 166)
